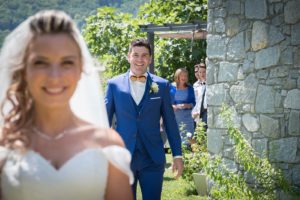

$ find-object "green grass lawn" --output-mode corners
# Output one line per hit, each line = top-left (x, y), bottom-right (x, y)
(136, 153), (207, 200)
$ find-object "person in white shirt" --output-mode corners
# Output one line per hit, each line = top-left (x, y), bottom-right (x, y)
(192, 62), (207, 129)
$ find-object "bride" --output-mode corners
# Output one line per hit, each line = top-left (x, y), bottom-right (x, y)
(0, 10), (133, 200)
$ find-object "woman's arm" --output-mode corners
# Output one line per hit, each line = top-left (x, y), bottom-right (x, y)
(105, 163), (133, 200)
(104, 129), (133, 200)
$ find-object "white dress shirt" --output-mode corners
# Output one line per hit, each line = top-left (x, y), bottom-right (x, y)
(192, 80), (207, 122)
(129, 71), (147, 105)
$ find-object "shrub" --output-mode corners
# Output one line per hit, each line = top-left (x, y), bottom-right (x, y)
(182, 104), (294, 199)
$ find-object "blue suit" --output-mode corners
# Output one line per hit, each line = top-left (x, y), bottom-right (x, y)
(105, 71), (182, 200)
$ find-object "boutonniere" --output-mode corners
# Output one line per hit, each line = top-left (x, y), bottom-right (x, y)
(150, 82), (159, 94)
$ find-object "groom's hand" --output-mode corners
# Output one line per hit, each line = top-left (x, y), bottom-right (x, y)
(172, 157), (184, 179)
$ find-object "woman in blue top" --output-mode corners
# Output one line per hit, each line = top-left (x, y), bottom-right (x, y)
(170, 68), (196, 147)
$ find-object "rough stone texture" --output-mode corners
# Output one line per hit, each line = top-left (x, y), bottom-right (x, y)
(260, 114), (280, 138)
(269, 0), (282, 3)
(245, 0), (267, 19)
(230, 74), (258, 104)
(280, 46), (293, 65)
(289, 69), (299, 79)
(269, 137), (297, 162)
(237, 67), (244, 80)
(288, 110), (300, 136)
(242, 59), (254, 73)
(255, 46), (280, 69)
(207, 0), (300, 193)
(227, 32), (245, 61)
(242, 113), (259, 132)
(214, 8), (226, 17)
(227, 0), (241, 15)
(206, 59), (215, 84)
(251, 21), (268, 51)
(274, 92), (282, 108)
(269, 66), (289, 78)
(282, 24), (291, 35)
(215, 18), (225, 33)
(284, 89), (300, 109)
(270, 3), (284, 17)
(293, 165), (300, 186)
(255, 85), (275, 113)
(256, 69), (269, 79)
(283, 78), (297, 90)
(208, 0), (223, 8)
(218, 62), (239, 82)
(207, 129), (224, 154)
(206, 34), (226, 59)
(207, 84), (228, 106)
(291, 23), (300, 45)
(226, 17), (240, 37)
(252, 138), (268, 157)
(214, 106), (241, 129)
(245, 30), (251, 51)
(284, 0), (300, 24)
(268, 25), (285, 46)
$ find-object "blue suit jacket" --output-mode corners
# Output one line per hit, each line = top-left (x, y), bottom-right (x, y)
(105, 72), (182, 164)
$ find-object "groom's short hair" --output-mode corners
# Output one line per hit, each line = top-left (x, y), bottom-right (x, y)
(129, 38), (152, 55)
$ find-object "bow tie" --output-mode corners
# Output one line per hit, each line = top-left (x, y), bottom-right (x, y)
(130, 75), (147, 83)
(200, 82), (206, 85)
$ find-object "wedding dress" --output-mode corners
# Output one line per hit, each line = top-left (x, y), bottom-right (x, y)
(0, 145), (133, 200)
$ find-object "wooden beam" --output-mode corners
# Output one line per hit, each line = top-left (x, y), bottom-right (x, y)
(156, 30), (207, 39)
(139, 21), (206, 33)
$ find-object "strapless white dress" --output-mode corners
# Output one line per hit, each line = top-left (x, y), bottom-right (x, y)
(0, 146), (133, 200)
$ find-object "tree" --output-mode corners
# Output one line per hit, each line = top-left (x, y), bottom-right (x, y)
(138, 0), (207, 81)
(83, 7), (145, 77)
(83, 0), (207, 82)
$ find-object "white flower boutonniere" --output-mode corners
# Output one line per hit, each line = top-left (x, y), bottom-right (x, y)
(150, 82), (159, 94)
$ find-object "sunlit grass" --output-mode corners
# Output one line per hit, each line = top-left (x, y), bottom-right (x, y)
(136, 153), (207, 200)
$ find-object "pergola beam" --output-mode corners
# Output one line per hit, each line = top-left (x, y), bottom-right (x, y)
(139, 21), (207, 73)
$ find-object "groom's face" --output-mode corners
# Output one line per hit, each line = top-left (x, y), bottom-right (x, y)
(127, 46), (151, 76)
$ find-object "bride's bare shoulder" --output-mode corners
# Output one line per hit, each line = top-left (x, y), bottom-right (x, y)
(93, 127), (124, 148)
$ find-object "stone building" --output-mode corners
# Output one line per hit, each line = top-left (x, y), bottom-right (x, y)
(206, 0), (300, 198)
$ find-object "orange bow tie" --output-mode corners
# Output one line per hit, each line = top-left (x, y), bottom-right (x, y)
(130, 75), (147, 83)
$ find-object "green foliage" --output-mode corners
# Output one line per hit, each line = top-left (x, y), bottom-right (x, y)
(137, 0), (207, 81)
(182, 121), (207, 183)
(216, 104), (291, 199)
(182, 105), (293, 199)
(138, 0), (207, 24)
(82, 7), (145, 76)
(83, 0), (207, 81)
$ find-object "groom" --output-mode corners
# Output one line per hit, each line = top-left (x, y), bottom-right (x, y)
(105, 38), (183, 200)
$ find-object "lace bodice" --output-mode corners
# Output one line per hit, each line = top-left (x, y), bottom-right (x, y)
(0, 146), (133, 200)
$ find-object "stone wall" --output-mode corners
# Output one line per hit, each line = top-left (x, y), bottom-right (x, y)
(206, 0), (300, 197)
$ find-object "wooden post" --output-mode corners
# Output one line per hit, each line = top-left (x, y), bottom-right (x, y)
(147, 32), (155, 74)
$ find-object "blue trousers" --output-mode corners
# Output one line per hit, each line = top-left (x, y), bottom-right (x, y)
(131, 149), (165, 200)
(201, 110), (208, 130)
